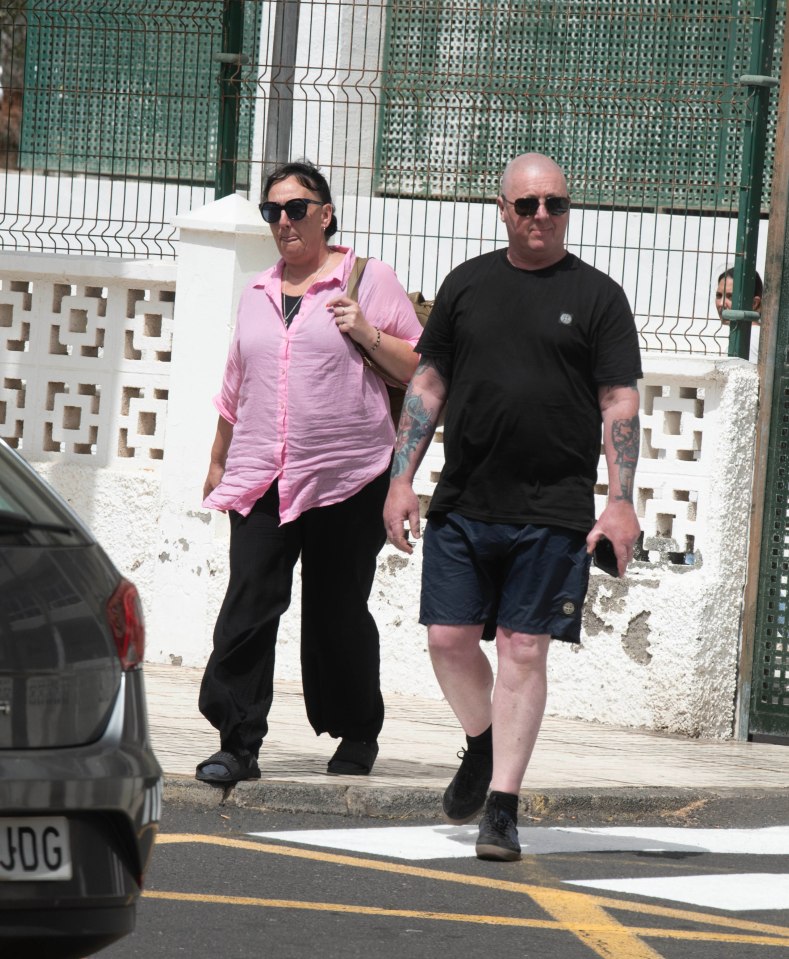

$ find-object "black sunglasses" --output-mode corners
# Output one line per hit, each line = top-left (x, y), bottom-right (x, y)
(259, 198), (324, 223)
(501, 195), (571, 217)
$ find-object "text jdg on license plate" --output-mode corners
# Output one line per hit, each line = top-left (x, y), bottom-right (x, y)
(0, 817), (72, 881)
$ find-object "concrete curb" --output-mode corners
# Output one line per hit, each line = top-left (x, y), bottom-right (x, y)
(163, 776), (767, 822)
(165, 777), (446, 819)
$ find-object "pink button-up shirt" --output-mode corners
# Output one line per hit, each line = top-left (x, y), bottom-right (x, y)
(203, 247), (423, 522)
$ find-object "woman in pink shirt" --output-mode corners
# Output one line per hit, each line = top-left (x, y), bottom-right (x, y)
(196, 160), (422, 784)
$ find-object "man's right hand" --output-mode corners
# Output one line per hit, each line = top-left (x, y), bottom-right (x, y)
(384, 480), (421, 554)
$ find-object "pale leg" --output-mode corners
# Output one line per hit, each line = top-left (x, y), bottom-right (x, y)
(428, 623), (492, 737)
(490, 628), (550, 794)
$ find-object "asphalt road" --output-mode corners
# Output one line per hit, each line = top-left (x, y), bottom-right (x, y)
(96, 796), (789, 959)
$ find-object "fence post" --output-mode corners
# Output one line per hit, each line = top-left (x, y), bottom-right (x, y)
(262, 0), (301, 178)
(736, 11), (789, 739)
(726, 0), (779, 359)
(146, 195), (278, 665)
(215, 0), (246, 199)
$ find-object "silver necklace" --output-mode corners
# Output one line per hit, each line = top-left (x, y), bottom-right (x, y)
(281, 255), (330, 327)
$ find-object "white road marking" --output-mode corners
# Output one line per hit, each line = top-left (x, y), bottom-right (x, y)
(249, 824), (789, 861)
(565, 873), (789, 912)
(557, 825), (789, 856)
(249, 824), (479, 859)
(249, 824), (789, 912)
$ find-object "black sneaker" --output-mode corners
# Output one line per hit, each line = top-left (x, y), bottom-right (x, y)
(442, 748), (493, 824)
(475, 796), (522, 861)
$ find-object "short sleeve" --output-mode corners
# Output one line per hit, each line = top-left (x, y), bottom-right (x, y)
(416, 275), (455, 357)
(356, 258), (424, 346)
(591, 283), (643, 385)
(212, 308), (243, 424)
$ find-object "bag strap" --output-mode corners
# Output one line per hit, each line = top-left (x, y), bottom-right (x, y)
(345, 256), (405, 389)
(346, 255), (372, 366)
(346, 256), (368, 302)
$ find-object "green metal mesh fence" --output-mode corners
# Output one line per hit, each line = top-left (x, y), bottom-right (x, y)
(378, 0), (754, 210)
(20, 2), (222, 183)
(0, 0), (783, 352)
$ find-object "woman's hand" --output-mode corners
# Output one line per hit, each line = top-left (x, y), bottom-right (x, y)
(203, 416), (233, 501)
(329, 293), (419, 386)
(327, 295), (378, 351)
(203, 462), (225, 500)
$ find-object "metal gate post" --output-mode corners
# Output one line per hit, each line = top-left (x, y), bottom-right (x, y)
(726, 0), (779, 359)
(215, 0), (247, 199)
(262, 0), (301, 179)
(736, 11), (789, 739)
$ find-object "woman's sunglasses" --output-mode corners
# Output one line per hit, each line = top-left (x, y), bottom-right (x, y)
(501, 195), (571, 217)
(259, 198), (324, 223)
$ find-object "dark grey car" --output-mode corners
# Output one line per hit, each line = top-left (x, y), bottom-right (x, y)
(0, 440), (161, 958)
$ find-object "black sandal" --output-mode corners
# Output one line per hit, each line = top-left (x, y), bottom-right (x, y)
(326, 739), (379, 776)
(195, 750), (261, 784)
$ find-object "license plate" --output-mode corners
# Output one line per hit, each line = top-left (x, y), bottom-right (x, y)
(0, 817), (72, 881)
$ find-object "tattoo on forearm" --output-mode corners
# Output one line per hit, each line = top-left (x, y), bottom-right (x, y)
(391, 390), (436, 478)
(612, 414), (640, 503)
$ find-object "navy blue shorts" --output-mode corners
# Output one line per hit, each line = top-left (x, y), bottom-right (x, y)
(420, 512), (592, 644)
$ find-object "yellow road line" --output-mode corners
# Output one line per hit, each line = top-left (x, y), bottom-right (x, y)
(142, 889), (789, 948)
(143, 889), (789, 959)
(144, 890), (559, 928)
(527, 886), (664, 959)
(585, 890), (789, 938)
(156, 833), (789, 945)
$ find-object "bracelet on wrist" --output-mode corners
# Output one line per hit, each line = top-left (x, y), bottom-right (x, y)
(369, 326), (381, 352)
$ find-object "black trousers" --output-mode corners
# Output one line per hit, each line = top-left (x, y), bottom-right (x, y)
(198, 469), (389, 758)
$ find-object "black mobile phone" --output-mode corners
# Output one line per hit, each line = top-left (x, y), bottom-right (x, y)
(593, 536), (620, 577)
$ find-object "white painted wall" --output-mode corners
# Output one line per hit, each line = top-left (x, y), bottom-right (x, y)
(0, 198), (761, 738)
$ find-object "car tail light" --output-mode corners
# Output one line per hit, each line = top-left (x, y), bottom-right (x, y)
(107, 578), (145, 669)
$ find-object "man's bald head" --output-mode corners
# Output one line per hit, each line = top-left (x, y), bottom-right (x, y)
(500, 154), (568, 198)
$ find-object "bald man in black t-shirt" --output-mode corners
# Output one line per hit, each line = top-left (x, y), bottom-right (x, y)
(383, 153), (642, 862)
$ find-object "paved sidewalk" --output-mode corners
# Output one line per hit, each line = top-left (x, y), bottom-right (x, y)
(146, 663), (789, 819)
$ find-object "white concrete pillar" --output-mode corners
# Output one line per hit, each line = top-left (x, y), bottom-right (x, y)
(146, 195), (279, 667)
(163, 194), (277, 501)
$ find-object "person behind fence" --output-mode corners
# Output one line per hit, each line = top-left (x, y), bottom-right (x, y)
(383, 152), (643, 861)
(195, 159), (423, 785)
(715, 266), (763, 363)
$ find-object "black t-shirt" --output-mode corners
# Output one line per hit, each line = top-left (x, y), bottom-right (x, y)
(417, 249), (642, 531)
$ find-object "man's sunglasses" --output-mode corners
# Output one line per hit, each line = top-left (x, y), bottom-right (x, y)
(501, 195), (571, 217)
(259, 198), (324, 223)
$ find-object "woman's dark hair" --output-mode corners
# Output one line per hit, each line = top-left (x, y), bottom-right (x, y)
(263, 159), (338, 238)
(718, 266), (763, 300)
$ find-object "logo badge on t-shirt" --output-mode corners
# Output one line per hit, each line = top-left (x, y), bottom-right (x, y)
(562, 601), (576, 615)
(559, 313), (573, 325)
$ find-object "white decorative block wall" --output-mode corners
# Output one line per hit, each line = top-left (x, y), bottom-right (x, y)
(0, 254), (175, 467)
(630, 377), (707, 562)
